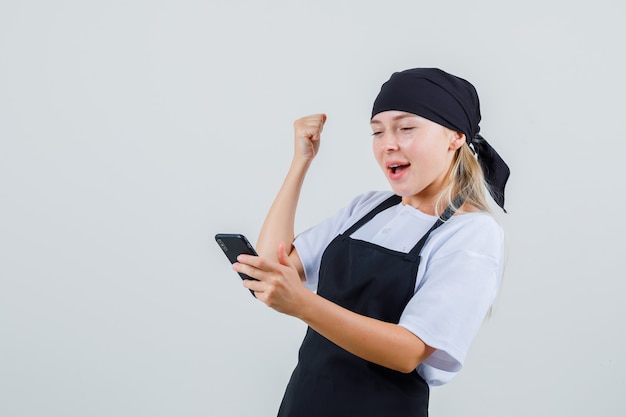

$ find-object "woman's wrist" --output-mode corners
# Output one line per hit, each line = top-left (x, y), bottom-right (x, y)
(286, 156), (313, 184)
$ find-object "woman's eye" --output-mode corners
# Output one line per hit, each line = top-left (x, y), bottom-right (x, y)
(371, 131), (382, 137)
(400, 126), (414, 131)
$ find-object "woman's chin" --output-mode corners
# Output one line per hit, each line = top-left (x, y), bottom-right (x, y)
(387, 184), (414, 198)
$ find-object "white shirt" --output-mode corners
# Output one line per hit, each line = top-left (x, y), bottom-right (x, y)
(293, 191), (504, 386)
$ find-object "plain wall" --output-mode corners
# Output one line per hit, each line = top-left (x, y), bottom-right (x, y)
(1, 1), (625, 416)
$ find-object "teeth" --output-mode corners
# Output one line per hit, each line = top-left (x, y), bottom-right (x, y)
(389, 164), (404, 174)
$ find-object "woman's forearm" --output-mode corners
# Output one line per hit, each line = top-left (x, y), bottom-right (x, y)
(256, 158), (311, 261)
(296, 290), (435, 373)
(256, 114), (326, 264)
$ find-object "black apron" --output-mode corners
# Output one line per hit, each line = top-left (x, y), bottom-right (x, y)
(277, 195), (458, 417)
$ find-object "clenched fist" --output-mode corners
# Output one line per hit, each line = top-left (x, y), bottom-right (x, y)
(293, 114), (327, 161)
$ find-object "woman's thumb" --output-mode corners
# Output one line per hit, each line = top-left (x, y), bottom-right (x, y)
(277, 242), (291, 267)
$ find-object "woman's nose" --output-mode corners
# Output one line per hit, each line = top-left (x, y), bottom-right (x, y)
(382, 133), (399, 151)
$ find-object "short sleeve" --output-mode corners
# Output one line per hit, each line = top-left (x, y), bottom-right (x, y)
(397, 215), (504, 384)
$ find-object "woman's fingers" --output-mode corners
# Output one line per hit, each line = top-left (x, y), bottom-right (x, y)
(233, 253), (284, 285)
(294, 113), (327, 138)
(233, 259), (269, 294)
(233, 256), (265, 280)
(242, 277), (264, 293)
(293, 114), (327, 160)
(234, 248), (305, 315)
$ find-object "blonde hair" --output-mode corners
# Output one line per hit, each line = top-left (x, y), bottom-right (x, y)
(436, 143), (492, 216)
(438, 141), (502, 320)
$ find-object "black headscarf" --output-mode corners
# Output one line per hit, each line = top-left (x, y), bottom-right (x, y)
(371, 68), (510, 211)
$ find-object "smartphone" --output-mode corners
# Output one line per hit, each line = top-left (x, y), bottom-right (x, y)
(215, 233), (258, 296)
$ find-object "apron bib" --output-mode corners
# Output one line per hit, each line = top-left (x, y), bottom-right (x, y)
(278, 195), (457, 417)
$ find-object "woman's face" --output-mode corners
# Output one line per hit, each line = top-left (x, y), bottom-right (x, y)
(370, 110), (465, 212)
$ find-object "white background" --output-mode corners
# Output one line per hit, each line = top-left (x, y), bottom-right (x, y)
(1, 1), (625, 416)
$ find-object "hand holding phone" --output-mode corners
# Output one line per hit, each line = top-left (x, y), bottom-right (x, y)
(215, 233), (258, 297)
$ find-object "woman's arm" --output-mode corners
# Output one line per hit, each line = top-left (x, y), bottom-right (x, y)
(233, 245), (435, 373)
(240, 114), (431, 372)
(255, 114), (327, 278)
(298, 287), (435, 373)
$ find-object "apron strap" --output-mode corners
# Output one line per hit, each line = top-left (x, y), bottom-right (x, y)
(406, 195), (466, 258)
(343, 194), (402, 236)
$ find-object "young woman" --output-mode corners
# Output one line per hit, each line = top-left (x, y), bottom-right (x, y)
(232, 68), (510, 417)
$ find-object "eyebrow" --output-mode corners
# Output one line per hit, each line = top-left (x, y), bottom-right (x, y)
(370, 113), (418, 124)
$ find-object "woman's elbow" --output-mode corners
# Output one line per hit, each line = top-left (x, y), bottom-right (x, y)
(393, 340), (435, 374)
(393, 362), (419, 374)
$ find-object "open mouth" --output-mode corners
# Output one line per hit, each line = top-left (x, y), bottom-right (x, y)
(388, 163), (410, 174)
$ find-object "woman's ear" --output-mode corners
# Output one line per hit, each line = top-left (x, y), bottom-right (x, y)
(449, 131), (466, 151)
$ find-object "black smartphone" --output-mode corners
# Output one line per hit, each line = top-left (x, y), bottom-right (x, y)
(215, 233), (259, 296)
